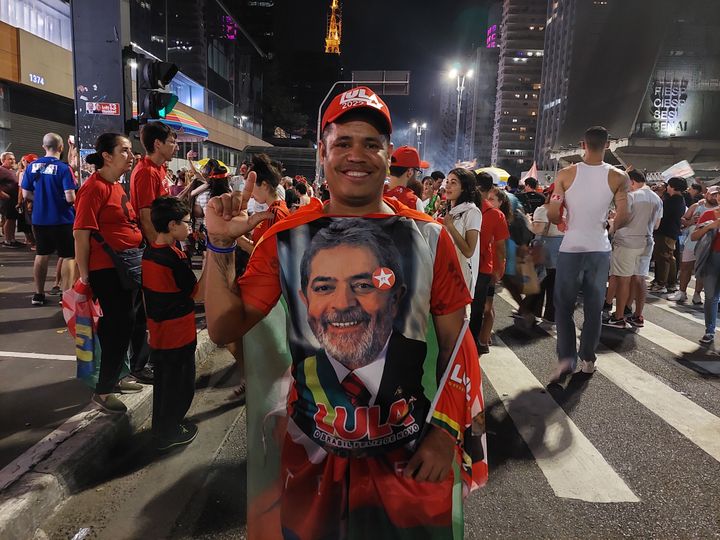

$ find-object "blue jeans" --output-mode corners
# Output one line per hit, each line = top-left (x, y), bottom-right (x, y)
(702, 251), (720, 335)
(554, 251), (611, 368)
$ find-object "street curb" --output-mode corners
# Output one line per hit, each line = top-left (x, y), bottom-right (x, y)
(0, 329), (217, 540)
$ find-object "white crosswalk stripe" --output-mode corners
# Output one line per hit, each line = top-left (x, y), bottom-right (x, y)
(482, 337), (640, 503)
(494, 288), (720, 465)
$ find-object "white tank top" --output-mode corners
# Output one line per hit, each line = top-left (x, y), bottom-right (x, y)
(560, 162), (615, 253)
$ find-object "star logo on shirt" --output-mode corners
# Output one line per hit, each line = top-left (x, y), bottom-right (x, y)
(372, 267), (395, 290)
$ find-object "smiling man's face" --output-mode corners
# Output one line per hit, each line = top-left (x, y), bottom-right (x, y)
(319, 120), (390, 210)
(300, 244), (398, 370)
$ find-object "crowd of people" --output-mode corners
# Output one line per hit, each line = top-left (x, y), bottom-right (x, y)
(2, 84), (719, 537)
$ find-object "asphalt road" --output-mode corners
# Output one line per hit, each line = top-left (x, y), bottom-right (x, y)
(0, 244), (89, 468)
(0, 244), (206, 469)
(37, 285), (720, 539)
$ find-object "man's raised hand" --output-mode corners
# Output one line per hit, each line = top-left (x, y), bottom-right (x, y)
(205, 171), (270, 244)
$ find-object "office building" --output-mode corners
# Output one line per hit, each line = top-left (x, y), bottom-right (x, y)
(535, 0), (720, 178)
(490, 0), (547, 175)
(0, 0), (267, 167)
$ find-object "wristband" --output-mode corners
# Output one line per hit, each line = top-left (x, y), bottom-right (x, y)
(206, 237), (237, 254)
(550, 194), (563, 202)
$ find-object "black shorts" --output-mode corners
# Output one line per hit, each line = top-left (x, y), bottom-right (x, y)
(33, 224), (75, 257)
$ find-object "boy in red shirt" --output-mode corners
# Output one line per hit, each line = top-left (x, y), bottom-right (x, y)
(143, 196), (204, 451)
(129, 122), (178, 383)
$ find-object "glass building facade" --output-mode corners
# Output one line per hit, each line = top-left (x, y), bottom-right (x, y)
(129, 0), (264, 139)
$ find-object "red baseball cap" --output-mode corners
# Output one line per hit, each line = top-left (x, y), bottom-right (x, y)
(321, 86), (392, 135)
(391, 146), (430, 169)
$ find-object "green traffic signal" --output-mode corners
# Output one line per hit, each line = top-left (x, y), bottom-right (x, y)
(158, 94), (179, 118)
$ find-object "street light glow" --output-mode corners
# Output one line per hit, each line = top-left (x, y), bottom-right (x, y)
(411, 122), (418, 128)
(467, 69), (474, 78)
(421, 123), (427, 129)
(448, 68), (459, 79)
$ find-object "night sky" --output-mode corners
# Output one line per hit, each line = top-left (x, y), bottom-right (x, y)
(275, 1), (491, 140)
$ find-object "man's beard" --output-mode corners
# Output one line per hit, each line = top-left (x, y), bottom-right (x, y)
(309, 305), (394, 370)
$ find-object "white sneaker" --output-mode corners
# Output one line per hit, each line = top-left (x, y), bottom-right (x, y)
(580, 360), (597, 374)
(650, 285), (667, 294)
(692, 292), (703, 305)
(666, 290), (687, 303)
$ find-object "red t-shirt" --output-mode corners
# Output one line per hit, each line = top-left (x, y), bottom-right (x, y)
(74, 173), (143, 271)
(251, 199), (290, 244)
(697, 209), (720, 252)
(385, 185), (420, 211)
(479, 199), (510, 275)
(130, 156), (168, 215)
(237, 198), (471, 317)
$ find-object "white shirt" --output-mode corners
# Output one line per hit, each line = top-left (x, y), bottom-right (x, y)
(449, 202), (482, 294)
(532, 205), (563, 237)
(560, 162), (615, 253)
(325, 336), (391, 406)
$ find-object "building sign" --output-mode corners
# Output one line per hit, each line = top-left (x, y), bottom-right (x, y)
(486, 25), (497, 48)
(28, 73), (45, 85)
(85, 102), (121, 116)
(649, 79), (688, 135)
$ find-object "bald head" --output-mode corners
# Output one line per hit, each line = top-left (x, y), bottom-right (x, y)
(42, 133), (63, 154)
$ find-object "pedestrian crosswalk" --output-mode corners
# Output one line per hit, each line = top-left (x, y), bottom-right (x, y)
(480, 288), (720, 505)
(482, 338), (639, 503)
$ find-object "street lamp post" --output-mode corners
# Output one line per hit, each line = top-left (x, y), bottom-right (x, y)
(411, 121), (428, 160)
(449, 66), (473, 164)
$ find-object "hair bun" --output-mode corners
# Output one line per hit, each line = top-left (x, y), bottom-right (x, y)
(85, 152), (103, 167)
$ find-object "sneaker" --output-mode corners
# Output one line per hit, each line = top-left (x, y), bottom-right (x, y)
(130, 366), (154, 384)
(628, 315), (645, 328)
(580, 360), (596, 374)
(549, 359), (575, 384)
(476, 343), (490, 355)
(602, 302), (613, 314)
(692, 292), (703, 305)
(623, 305), (632, 316)
(92, 393), (127, 414)
(48, 285), (62, 296)
(541, 317), (555, 324)
(649, 285), (667, 294)
(666, 290), (687, 302)
(603, 315), (630, 329)
(2, 240), (23, 248)
(699, 333), (715, 345)
(114, 380), (144, 394)
(666, 285), (678, 293)
(31, 293), (46, 306)
(156, 422), (198, 452)
(510, 310), (522, 319)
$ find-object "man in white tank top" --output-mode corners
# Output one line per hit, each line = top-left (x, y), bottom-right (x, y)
(547, 126), (629, 382)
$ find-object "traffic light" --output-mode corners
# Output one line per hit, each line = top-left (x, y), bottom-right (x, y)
(137, 58), (179, 120)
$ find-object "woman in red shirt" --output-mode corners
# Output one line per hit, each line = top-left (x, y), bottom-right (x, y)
(690, 204), (720, 345)
(73, 133), (144, 414)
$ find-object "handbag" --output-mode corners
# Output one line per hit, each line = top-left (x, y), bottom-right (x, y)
(530, 221), (551, 265)
(517, 256), (541, 295)
(91, 231), (144, 290)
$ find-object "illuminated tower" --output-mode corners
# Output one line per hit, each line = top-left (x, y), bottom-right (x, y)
(324, 0), (342, 54)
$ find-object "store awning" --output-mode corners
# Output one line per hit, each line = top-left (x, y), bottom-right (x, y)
(160, 109), (209, 141)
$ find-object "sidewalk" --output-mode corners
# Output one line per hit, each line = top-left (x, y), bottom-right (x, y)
(0, 241), (216, 539)
(0, 243), (207, 467)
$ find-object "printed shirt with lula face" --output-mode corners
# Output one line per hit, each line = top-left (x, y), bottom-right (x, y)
(236, 198), (487, 492)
